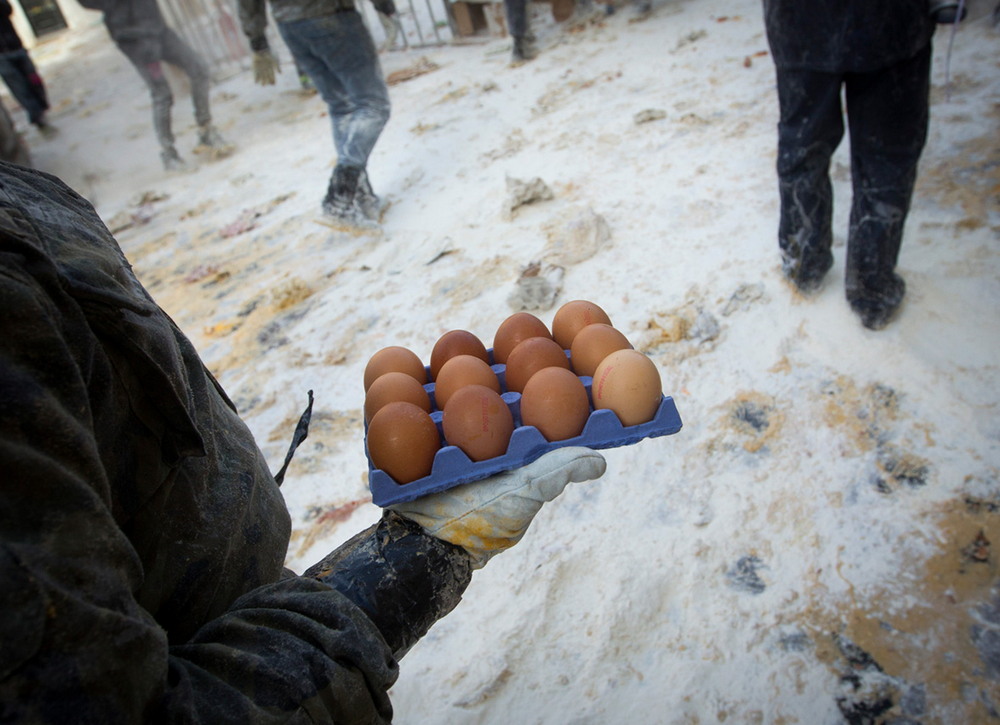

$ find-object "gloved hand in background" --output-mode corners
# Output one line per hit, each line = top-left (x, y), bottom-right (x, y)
(390, 447), (607, 569)
(252, 48), (281, 86)
(373, 0), (396, 15)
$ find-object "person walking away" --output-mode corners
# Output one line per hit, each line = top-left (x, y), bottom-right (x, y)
(78, 0), (233, 171)
(0, 0), (53, 137)
(240, 0), (394, 229)
(762, 0), (947, 330)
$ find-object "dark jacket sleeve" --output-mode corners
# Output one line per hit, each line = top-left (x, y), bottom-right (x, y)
(0, 162), (470, 723)
(762, 0), (935, 73)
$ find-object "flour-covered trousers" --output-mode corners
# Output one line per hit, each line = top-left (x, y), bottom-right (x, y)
(121, 28), (212, 150)
(774, 42), (931, 291)
(279, 11), (391, 171)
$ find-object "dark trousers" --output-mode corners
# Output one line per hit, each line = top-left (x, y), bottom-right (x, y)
(504, 0), (527, 39)
(0, 49), (48, 125)
(775, 43), (931, 297)
(279, 11), (390, 171)
(122, 29), (212, 150)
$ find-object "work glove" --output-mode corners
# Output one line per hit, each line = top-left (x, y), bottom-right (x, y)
(252, 49), (281, 86)
(389, 447), (606, 569)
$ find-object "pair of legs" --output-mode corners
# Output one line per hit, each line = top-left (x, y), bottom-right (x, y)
(774, 44), (931, 328)
(279, 11), (391, 222)
(124, 28), (219, 167)
(0, 49), (49, 129)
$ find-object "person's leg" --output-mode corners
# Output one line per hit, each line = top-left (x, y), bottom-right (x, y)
(279, 12), (390, 221)
(504, 0), (533, 61)
(0, 50), (47, 127)
(843, 44), (931, 329)
(158, 27), (231, 154)
(130, 55), (185, 169)
(774, 66), (845, 293)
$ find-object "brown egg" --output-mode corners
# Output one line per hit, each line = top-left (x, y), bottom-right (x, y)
(364, 371), (432, 423)
(442, 384), (514, 461)
(434, 354), (501, 410)
(429, 330), (490, 380)
(492, 312), (552, 365)
(570, 323), (633, 377)
(520, 367), (591, 441)
(551, 300), (613, 350)
(367, 401), (441, 483)
(504, 336), (570, 394)
(363, 346), (427, 392)
(592, 349), (662, 426)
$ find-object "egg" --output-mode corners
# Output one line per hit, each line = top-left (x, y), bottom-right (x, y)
(570, 323), (633, 377)
(504, 336), (571, 394)
(363, 346), (427, 391)
(364, 371), (432, 423)
(429, 330), (490, 380)
(592, 349), (662, 426)
(520, 367), (591, 441)
(433, 354), (501, 410)
(367, 401), (441, 483)
(442, 384), (514, 461)
(492, 312), (552, 364)
(551, 299), (613, 350)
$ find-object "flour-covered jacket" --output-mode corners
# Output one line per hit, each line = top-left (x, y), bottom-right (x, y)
(0, 162), (470, 723)
(762, 0), (935, 73)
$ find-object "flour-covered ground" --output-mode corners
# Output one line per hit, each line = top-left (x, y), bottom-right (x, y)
(16, 0), (1000, 721)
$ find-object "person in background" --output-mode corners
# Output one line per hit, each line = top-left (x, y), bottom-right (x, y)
(240, 0), (395, 229)
(0, 160), (605, 721)
(762, 0), (952, 330)
(78, 0), (233, 171)
(0, 0), (53, 137)
(504, 0), (534, 63)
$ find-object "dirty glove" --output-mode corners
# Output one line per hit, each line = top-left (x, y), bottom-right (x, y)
(389, 447), (606, 569)
(252, 49), (281, 86)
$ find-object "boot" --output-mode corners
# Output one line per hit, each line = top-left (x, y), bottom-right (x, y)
(322, 165), (377, 230)
(779, 232), (833, 295)
(194, 124), (235, 158)
(356, 169), (388, 222)
(511, 36), (535, 64)
(161, 146), (191, 172)
(847, 271), (906, 331)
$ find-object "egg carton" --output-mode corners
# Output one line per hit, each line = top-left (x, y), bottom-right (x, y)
(366, 355), (683, 507)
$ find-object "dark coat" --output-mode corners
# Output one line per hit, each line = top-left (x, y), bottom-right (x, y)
(763, 0), (935, 73)
(0, 0), (24, 55)
(77, 0), (171, 63)
(0, 162), (470, 722)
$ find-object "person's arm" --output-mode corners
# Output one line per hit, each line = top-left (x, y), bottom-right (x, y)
(0, 254), (410, 721)
(237, 0), (280, 85)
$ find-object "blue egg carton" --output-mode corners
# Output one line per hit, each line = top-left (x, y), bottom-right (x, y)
(366, 350), (683, 507)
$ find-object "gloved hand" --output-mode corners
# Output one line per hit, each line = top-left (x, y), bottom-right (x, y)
(373, 0), (396, 15)
(252, 49), (281, 86)
(389, 447), (606, 569)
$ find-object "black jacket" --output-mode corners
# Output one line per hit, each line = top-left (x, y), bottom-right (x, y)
(0, 0), (24, 55)
(763, 0), (935, 73)
(0, 162), (471, 722)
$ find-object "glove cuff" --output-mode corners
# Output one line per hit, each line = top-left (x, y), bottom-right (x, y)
(304, 511), (473, 658)
(250, 36), (269, 52)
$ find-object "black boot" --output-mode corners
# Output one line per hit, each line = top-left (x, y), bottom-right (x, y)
(322, 165), (376, 229)
(780, 232), (833, 295)
(847, 271), (906, 330)
(356, 169), (388, 222)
